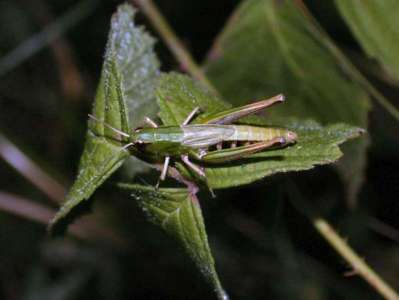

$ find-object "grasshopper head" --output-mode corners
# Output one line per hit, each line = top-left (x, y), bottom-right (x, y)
(129, 128), (144, 145)
(129, 127), (154, 145)
(284, 130), (298, 144)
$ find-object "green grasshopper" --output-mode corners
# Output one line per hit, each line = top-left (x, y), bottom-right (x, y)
(89, 94), (297, 187)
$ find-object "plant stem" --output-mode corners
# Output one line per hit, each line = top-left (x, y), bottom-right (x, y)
(0, 191), (128, 247)
(29, 0), (85, 100)
(0, 191), (82, 237)
(0, 0), (98, 77)
(0, 133), (66, 203)
(131, 0), (218, 95)
(313, 217), (399, 300)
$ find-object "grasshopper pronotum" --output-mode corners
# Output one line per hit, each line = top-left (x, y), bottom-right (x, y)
(90, 94), (297, 187)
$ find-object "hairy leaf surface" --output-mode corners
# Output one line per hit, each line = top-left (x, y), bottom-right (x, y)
(49, 4), (160, 235)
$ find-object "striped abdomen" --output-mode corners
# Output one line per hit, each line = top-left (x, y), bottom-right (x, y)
(227, 125), (293, 142)
(181, 124), (297, 149)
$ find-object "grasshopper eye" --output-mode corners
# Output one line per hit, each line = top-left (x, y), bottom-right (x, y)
(286, 131), (298, 143)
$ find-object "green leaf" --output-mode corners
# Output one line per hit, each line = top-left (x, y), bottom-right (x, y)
(204, 0), (370, 201)
(118, 184), (228, 300)
(109, 3), (160, 127)
(49, 4), (160, 235)
(108, 3), (161, 178)
(156, 73), (364, 189)
(157, 72), (228, 126)
(335, 1), (399, 83)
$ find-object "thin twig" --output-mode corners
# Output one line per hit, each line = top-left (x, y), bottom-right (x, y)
(0, 133), (129, 246)
(130, 0), (218, 95)
(286, 179), (399, 300)
(206, 1), (246, 63)
(0, 191), (128, 247)
(0, 191), (82, 238)
(0, 0), (98, 76)
(28, 0), (85, 100)
(313, 218), (399, 300)
(0, 132), (66, 204)
(367, 217), (399, 244)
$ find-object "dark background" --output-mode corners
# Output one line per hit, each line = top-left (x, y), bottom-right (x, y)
(0, 1), (398, 299)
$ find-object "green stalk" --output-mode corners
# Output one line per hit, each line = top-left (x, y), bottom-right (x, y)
(131, 0), (218, 95)
(313, 218), (399, 300)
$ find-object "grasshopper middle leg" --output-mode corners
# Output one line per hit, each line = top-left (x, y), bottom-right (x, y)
(181, 154), (205, 178)
(144, 116), (172, 188)
(156, 156), (171, 189)
(182, 107), (201, 125)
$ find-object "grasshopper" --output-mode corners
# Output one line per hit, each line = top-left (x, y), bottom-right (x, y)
(89, 94), (297, 188)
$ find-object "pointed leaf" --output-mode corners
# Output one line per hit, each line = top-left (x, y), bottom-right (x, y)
(49, 57), (130, 236)
(108, 3), (160, 177)
(118, 184), (228, 300)
(156, 73), (364, 189)
(204, 0), (370, 200)
(49, 4), (160, 235)
(335, 1), (399, 83)
(110, 3), (160, 127)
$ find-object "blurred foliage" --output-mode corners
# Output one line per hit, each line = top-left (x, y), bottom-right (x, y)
(0, 1), (399, 300)
(335, 0), (399, 85)
(204, 0), (370, 204)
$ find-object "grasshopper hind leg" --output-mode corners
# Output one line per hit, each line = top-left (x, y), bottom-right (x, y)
(201, 137), (287, 163)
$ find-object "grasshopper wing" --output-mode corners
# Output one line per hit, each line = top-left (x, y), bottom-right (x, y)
(181, 125), (235, 148)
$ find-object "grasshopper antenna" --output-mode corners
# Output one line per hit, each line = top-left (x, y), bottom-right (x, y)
(88, 114), (130, 138)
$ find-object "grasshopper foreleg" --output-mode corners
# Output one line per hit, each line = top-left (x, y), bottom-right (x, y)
(144, 117), (158, 128)
(182, 107), (201, 125)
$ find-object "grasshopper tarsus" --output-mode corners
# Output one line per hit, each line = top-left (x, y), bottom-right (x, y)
(275, 93), (285, 102)
(208, 187), (216, 198)
(155, 181), (160, 190)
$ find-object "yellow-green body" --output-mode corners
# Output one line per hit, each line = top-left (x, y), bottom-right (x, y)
(131, 95), (297, 164)
(92, 94), (297, 179)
